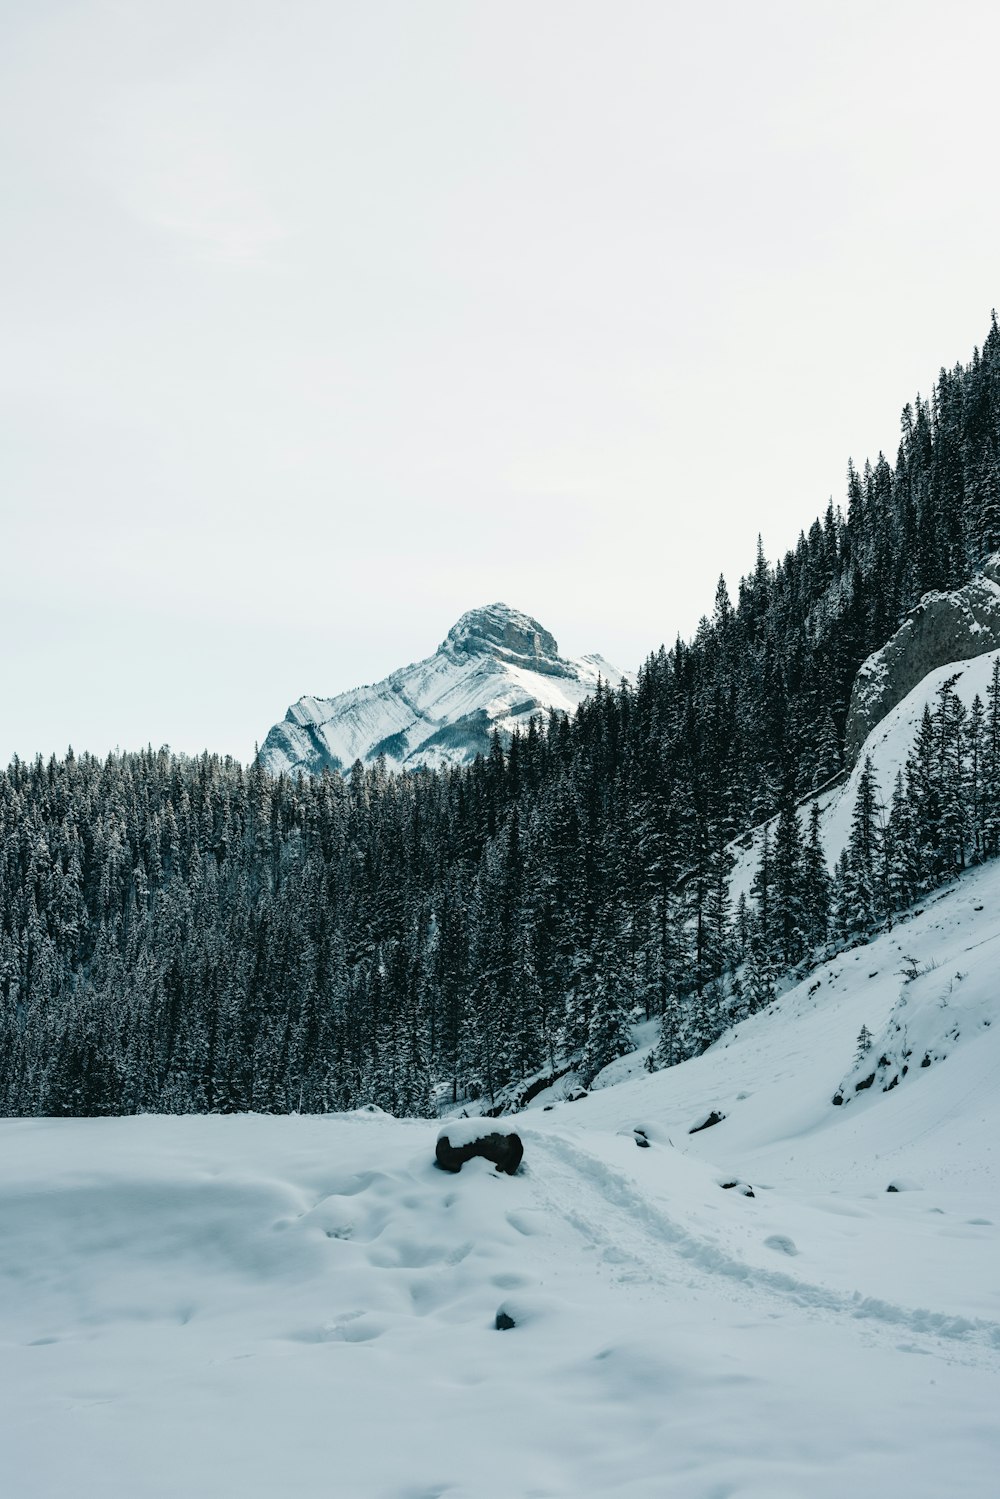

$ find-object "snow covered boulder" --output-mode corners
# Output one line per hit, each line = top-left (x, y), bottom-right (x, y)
(435, 1119), (524, 1175)
(615, 1122), (669, 1149)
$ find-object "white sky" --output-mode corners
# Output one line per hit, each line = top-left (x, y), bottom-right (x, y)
(3, 0), (1000, 766)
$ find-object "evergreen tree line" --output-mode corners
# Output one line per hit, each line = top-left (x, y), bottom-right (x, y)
(691, 660), (1000, 1071)
(833, 665), (1000, 928)
(1, 317), (1000, 1115)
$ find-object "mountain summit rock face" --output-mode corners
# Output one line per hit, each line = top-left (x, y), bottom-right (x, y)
(845, 558), (1000, 759)
(258, 603), (628, 777)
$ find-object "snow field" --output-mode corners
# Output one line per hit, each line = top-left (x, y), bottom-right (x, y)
(5, 861), (1000, 1494)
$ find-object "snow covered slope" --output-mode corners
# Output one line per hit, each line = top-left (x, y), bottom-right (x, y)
(5, 861), (1000, 1497)
(732, 645), (1000, 902)
(259, 603), (628, 777)
(845, 558), (1000, 756)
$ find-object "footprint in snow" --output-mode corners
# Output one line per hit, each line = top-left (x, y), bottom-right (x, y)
(506, 1210), (543, 1236)
(763, 1234), (799, 1256)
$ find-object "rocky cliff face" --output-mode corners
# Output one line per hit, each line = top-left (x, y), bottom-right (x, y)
(845, 558), (1000, 759)
(259, 603), (628, 778)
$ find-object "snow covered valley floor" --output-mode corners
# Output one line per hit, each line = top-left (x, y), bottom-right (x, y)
(5, 868), (1000, 1497)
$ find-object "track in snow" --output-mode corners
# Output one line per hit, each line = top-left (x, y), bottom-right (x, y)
(529, 1132), (1000, 1365)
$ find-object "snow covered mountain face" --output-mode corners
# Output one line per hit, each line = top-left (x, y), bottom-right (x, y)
(259, 603), (629, 777)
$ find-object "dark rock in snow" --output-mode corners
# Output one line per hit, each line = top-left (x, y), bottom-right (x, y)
(689, 1110), (726, 1134)
(495, 1311), (516, 1331)
(633, 1128), (650, 1148)
(721, 1180), (755, 1198)
(435, 1126), (524, 1176)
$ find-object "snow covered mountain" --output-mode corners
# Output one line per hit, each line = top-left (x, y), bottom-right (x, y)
(259, 602), (629, 777)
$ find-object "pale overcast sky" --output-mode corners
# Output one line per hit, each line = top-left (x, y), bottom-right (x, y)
(3, 1), (999, 765)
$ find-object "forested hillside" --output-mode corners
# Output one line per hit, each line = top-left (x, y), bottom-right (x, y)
(2, 315), (1000, 1115)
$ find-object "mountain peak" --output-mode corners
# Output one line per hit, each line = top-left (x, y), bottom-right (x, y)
(259, 604), (629, 778)
(443, 603), (559, 664)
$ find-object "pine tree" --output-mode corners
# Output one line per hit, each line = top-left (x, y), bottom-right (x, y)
(909, 706), (944, 886)
(842, 758), (884, 932)
(886, 771), (920, 911)
(801, 800), (831, 948)
(750, 825), (774, 955)
(813, 709), (843, 788)
(965, 693), (987, 863)
(935, 681), (967, 872)
(985, 658), (1000, 858)
(648, 990), (687, 1070)
(581, 903), (635, 1084)
(772, 799), (807, 967)
(743, 934), (778, 1013)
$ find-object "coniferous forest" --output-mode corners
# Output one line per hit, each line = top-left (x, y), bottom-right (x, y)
(2, 316), (1000, 1116)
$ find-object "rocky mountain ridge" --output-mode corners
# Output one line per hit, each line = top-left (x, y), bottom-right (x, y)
(258, 603), (628, 778)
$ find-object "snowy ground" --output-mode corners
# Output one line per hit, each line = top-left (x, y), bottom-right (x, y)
(4, 862), (1000, 1497)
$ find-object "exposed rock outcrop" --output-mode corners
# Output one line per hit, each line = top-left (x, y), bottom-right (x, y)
(845, 560), (1000, 760)
(444, 603), (559, 669)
